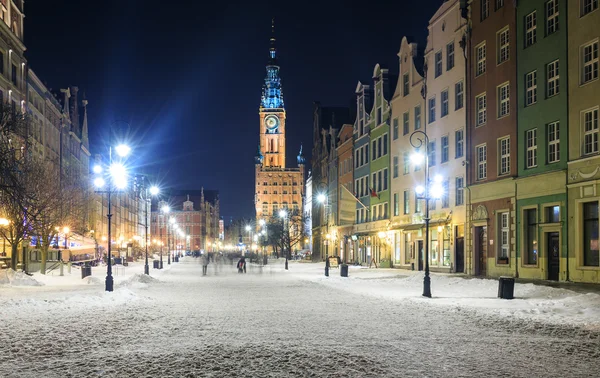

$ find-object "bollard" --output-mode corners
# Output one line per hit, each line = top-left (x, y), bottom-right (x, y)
(325, 258), (330, 277)
(67, 261), (71, 274)
(60, 261), (64, 276)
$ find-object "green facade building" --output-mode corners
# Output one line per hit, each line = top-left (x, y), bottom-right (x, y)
(515, 0), (568, 280)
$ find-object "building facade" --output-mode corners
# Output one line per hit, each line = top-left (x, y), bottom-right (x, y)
(467, 0), (517, 277)
(567, 0), (600, 283)
(254, 25), (305, 242)
(152, 189), (220, 254)
(336, 124), (355, 263)
(352, 66), (396, 267)
(310, 103), (350, 261)
(515, 0), (568, 281)
(390, 36), (426, 270)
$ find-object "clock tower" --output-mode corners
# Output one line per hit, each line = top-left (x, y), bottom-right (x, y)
(259, 19), (286, 168)
(254, 20), (305, 221)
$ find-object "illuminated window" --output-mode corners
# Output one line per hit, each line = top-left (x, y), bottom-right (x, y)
(525, 11), (537, 47)
(581, 40), (599, 84)
(583, 202), (599, 266)
(548, 122), (560, 163)
(497, 27), (510, 64)
(547, 60), (559, 97)
(498, 83), (510, 118)
(476, 42), (486, 76)
(477, 144), (487, 180)
(499, 137), (510, 175)
(476, 93), (487, 126)
(526, 129), (537, 168)
(583, 108), (599, 155)
(498, 212), (509, 263)
(546, 0), (559, 35)
(525, 71), (537, 106)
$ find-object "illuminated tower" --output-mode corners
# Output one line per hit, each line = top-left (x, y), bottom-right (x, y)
(254, 20), (305, 221)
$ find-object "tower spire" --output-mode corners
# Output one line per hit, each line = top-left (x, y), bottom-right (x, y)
(269, 18), (276, 63)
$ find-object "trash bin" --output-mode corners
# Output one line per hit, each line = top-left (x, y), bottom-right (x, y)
(114, 257), (122, 265)
(340, 264), (349, 277)
(498, 276), (515, 299)
(153, 260), (159, 269)
(81, 265), (92, 279)
(174, 256), (179, 262)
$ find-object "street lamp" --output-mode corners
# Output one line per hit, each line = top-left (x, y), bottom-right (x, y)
(63, 226), (70, 249)
(259, 219), (267, 266)
(278, 209), (289, 270)
(138, 177), (159, 275)
(159, 205), (169, 268)
(168, 217), (175, 264)
(93, 143), (131, 292)
(410, 130), (444, 298)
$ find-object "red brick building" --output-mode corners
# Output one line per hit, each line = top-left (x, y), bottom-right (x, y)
(151, 188), (220, 253)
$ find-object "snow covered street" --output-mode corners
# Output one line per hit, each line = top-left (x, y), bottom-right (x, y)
(1, 258), (599, 377)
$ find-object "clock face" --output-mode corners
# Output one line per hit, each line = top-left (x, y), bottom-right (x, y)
(264, 115), (279, 131)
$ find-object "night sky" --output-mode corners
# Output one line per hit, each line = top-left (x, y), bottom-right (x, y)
(25, 0), (441, 218)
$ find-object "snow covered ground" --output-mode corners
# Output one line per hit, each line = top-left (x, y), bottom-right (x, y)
(0, 258), (599, 377)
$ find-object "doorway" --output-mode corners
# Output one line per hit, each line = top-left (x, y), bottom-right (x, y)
(474, 226), (487, 276)
(455, 237), (464, 273)
(417, 240), (424, 271)
(547, 232), (560, 281)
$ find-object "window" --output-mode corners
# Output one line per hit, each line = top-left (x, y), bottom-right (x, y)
(393, 192), (399, 216)
(583, 108), (599, 155)
(546, 0), (559, 35)
(582, 41), (599, 84)
(546, 205), (560, 223)
(497, 27), (510, 64)
(355, 150), (359, 168)
(393, 155), (399, 178)
(441, 90), (449, 117)
(547, 60), (559, 97)
(435, 51), (443, 78)
(431, 229), (439, 265)
(548, 121), (560, 163)
(455, 177), (464, 206)
(498, 83), (510, 118)
(377, 107), (382, 125)
(262, 203), (269, 214)
(383, 168), (388, 190)
(441, 135), (449, 163)
(527, 129), (538, 168)
(481, 0), (489, 20)
(403, 112), (409, 135)
(525, 71), (537, 106)
(498, 212), (509, 263)
(524, 208), (538, 265)
(455, 81), (464, 110)
(499, 137), (510, 175)
(441, 180), (450, 208)
(582, 0), (599, 16)
(11, 63), (16, 86)
(525, 11), (537, 47)
(403, 73), (409, 96)
(372, 140), (376, 160)
(428, 141), (436, 167)
(496, 0), (504, 9)
(415, 193), (422, 213)
(476, 93), (487, 126)
(403, 190), (410, 215)
(455, 129), (464, 158)
(583, 202), (599, 266)
(383, 134), (388, 156)
(477, 144), (487, 180)
(393, 118), (399, 140)
(414, 105), (421, 130)
(428, 97), (436, 123)
(403, 152), (409, 174)
(476, 43), (486, 76)
(447, 42), (455, 71)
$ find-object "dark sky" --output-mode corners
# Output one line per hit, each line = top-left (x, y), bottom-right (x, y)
(25, 0), (441, 219)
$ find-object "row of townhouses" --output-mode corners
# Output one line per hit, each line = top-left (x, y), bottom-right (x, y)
(309, 0), (600, 284)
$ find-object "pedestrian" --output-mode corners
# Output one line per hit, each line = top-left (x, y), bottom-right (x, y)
(201, 253), (209, 276)
(237, 256), (246, 274)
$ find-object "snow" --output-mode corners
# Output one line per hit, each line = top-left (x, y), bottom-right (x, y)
(0, 258), (599, 377)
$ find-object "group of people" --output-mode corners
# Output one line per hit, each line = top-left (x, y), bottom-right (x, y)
(197, 252), (247, 276)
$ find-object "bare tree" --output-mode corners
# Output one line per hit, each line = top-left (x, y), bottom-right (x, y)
(266, 209), (306, 266)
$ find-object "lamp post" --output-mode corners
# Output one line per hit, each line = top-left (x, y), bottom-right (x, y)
(93, 143), (131, 292)
(259, 218), (267, 265)
(278, 209), (289, 270)
(63, 226), (70, 250)
(168, 217), (175, 264)
(159, 205), (169, 269)
(410, 130), (444, 298)
(139, 178), (159, 275)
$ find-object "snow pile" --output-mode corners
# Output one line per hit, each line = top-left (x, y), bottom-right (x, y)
(0, 269), (44, 286)
(119, 273), (160, 288)
(82, 276), (103, 285)
(305, 268), (600, 328)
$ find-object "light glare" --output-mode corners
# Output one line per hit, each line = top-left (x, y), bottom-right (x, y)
(415, 185), (425, 195)
(93, 165), (102, 174)
(115, 144), (131, 157)
(149, 186), (160, 195)
(94, 177), (106, 188)
(410, 152), (424, 165)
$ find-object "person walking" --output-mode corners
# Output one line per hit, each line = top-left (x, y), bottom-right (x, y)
(201, 253), (209, 276)
(237, 256), (246, 274)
